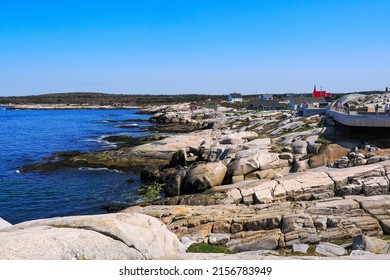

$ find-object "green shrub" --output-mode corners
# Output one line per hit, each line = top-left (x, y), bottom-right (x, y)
(315, 136), (333, 145)
(137, 182), (164, 201)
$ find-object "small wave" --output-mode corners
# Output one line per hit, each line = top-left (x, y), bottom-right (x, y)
(81, 138), (98, 142)
(80, 137), (118, 149)
(96, 135), (117, 145)
(78, 167), (124, 173)
(115, 124), (139, 128)
(15, 169), (20, 174)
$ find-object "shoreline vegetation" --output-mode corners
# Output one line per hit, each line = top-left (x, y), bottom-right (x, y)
(2, 92), (390, 260)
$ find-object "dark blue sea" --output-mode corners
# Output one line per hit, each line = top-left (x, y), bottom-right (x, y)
(0, 108), (153, 224)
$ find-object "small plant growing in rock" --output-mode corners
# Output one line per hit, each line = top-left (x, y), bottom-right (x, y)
(138, 182), (164, 201)
(187, 243), (233, 254)
(315, 136), (333, 145)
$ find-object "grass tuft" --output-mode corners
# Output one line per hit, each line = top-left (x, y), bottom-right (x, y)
(187, 243), (233, 254)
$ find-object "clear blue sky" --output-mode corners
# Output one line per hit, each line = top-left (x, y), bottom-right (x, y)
(0, 0), (389, 96)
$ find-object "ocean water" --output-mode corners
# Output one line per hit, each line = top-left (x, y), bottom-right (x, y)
(0, 108), (153, 224)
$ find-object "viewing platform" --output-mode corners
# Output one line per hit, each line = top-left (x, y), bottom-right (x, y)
(327, 106), (390, 127)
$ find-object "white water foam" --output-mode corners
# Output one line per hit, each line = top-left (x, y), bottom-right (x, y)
(78, 167), (124, 173)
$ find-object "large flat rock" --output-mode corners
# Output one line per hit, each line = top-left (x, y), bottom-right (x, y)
(275, 171), (334, 200)
(0, 213), (185, 260)
(326, 163), (385, 188)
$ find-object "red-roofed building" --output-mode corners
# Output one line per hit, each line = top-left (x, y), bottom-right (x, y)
(313, 85), (331, 98)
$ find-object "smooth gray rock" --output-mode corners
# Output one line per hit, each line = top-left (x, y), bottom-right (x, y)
(350, 250), (375, 256)
(306, 135), (321, 154)
(292, 140), (308, 155)
(235, 148), (261, 159)
(208, 233), (230, 245)
(336, 183), (362, 196)
(179, 237), (196, 250)
(227, 152), (278, 176)
(244, 138), (271, 149)
(291, 157), (310, 172)
(362, 176), (389, 196)
(184, 162), (227, 193)
(367, 156), (381, 164)
(0, 213), (186, 260)
(352, 235), (390, 254)
(292, 244), (310, 254)
(228, 229), (284, 253)
(237, 131), (258, 140)
(315, 242), (347, 257)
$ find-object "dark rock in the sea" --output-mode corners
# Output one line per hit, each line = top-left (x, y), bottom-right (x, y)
(127, 177), (135, 184)
(18, 161), (67, 173)
(99, 203), (132, 213)
(45, 151), (82, 161)
(141, 165), (161, 182)
(102, 135), (133, 143)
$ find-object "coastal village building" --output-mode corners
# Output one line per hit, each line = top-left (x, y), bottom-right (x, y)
(247, 100), (289, 111)
(313, 85), (331, 98)
(227, 92), (243, 102)
(289, 97), (330, 116)
(258, 94), (274, 101)
(189, 103), (199, 111)
(289, 97), (328, 110)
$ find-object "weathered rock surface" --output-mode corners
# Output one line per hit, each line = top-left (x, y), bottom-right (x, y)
(309, 144), (350, 168)
(352, 235), (390, 254)
(0, 213), (185, 260)
(125, 194), (390, 253)
(19, 131), (211, 172)
(315, 242), (347, 257)
(227, 151), (278, 176)
(292, 140), (308, 155)
(292, 243), (309, 254)
(184, 162), (227, 193)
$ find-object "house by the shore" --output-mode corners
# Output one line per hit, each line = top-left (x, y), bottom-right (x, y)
(227, 92), (243, 102)
(258, 94), (274, 101)
(289, 97), (330, 116)
(247, 99), (289, 111)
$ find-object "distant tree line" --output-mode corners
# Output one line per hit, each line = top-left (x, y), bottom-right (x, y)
(0, 92), (226, 105)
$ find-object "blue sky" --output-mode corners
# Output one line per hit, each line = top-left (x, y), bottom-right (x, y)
(0, 0), (389, 96)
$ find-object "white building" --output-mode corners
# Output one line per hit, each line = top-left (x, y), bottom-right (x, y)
(227, 92), (243, 102)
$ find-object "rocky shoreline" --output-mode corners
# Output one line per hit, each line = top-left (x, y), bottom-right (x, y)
(2, 99), (390, 259)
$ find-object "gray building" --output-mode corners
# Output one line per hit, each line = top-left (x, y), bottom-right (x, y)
(247, 100), (289, 111)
